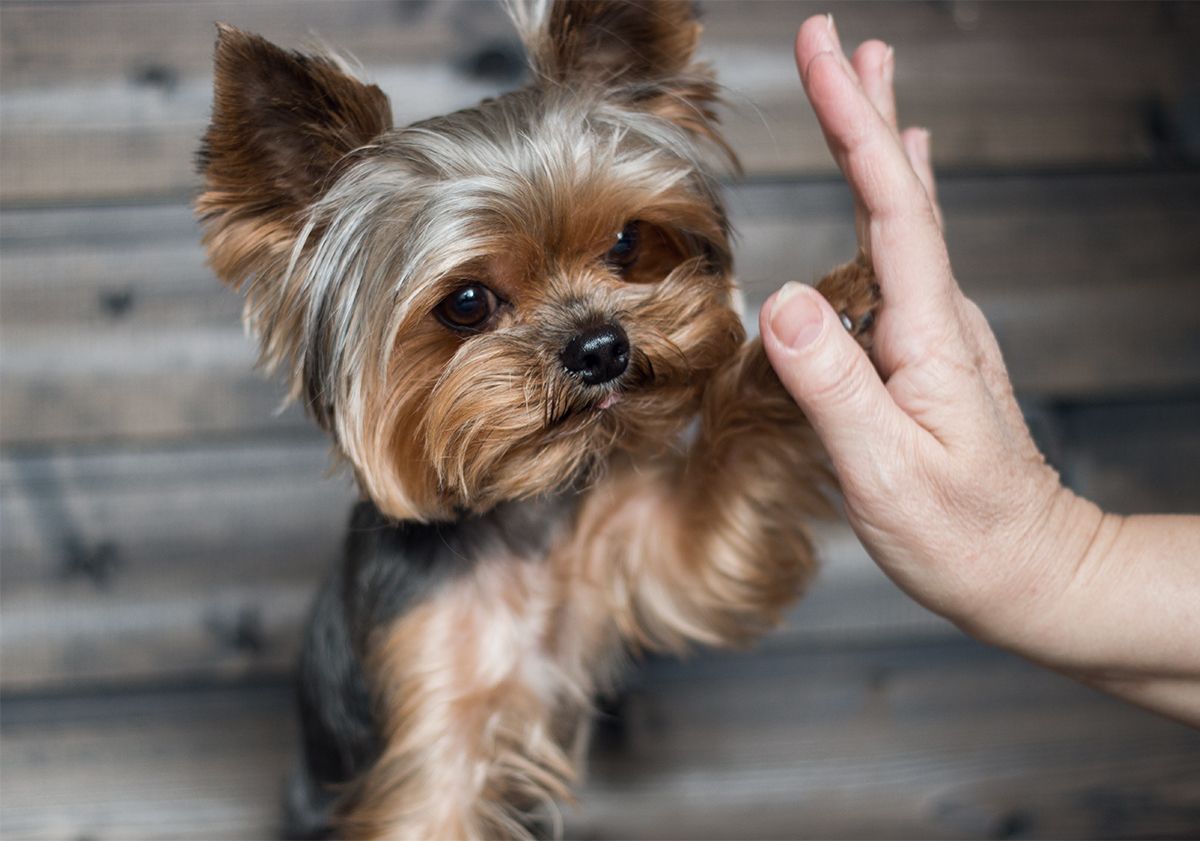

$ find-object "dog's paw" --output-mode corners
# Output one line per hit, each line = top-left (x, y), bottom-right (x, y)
(815, 254), (881, 352)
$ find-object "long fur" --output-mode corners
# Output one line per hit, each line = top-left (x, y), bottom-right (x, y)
(196, 2), (880, 838)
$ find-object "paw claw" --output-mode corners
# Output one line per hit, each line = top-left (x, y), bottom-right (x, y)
(816, 257), (881, 350)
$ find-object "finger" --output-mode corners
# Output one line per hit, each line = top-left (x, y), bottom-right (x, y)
(851, 39), (897, 134)
(902, 127), (943, 230)
(760, 282), (926, 473)
(849, 39), (897, 258)
(796, 16), (878, 258)
(849, 40), (897, 255)
(801, 49), (957, 331)
(796, 14), (862, 89)
(955, 296), (1026, 435)
(800, 51), (937, 247)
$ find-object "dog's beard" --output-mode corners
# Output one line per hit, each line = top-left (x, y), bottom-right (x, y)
(344, 257), (743, 518)
(430, 264), (742, 511)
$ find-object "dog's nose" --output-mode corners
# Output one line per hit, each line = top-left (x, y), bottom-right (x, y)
(561, 323), (630, 385)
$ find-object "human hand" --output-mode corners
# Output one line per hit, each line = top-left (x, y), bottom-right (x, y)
(759, 15), (1109, 664)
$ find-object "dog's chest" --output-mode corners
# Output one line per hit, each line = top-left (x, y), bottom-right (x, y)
(420, 551), (567, 704)
(363, 495), (596, 715)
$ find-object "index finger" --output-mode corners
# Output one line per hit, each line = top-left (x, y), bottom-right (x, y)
(795, 18), (957, 328)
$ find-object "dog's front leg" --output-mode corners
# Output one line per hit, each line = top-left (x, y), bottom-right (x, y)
(335, 559), (579, 841)
(559, 340), (823, 651)
(566, 258), (882, 652)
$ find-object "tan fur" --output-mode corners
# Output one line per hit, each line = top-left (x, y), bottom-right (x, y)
(340, 329), (866, 838)
(818, 250), (882, 351)
(196, 3), (882, 837)
(341, 557), (585, 840)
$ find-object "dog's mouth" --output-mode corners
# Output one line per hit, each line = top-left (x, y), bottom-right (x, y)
(544, 383), (625, 429)
(595, 392), (622, 410)
(543, 346), (655, 428)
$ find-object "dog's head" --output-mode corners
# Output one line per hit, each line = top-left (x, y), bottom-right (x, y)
(197, 0), (742, 520)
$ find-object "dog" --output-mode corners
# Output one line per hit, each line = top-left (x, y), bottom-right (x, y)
(196, 1), (879, 837)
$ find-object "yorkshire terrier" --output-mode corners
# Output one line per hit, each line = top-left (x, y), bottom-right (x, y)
(197, 1), (879, 837)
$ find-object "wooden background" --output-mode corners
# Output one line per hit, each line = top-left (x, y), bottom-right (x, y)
(2, 1), (1199, 837)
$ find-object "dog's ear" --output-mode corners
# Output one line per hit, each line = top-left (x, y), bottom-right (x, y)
(200, 23), (392, 214)
(514, 0), (735, 166)
(519, 0), (701, 85)
(197, 24), (392, 284)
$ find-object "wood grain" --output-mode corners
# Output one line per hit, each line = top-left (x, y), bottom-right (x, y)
(0, 429), (946, 689)
(3, 1), (1197, 202)
(575, 641), (1200, 839)
(4, 173), (1198, 446)
(2, 5), (1197, 836)
(3, 640), (1199, 840)
(1058, 399), (1200, 515)
(3, 397), (1196, 691)
(0, 437), (350, 690)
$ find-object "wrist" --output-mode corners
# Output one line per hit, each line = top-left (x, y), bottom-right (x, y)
(959, 483), (1112, 668)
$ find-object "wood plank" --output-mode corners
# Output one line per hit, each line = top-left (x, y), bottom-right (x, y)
(3, 1), (1198, 202)
(0, 437), (354, 690)
(0, 439), (942, 690)
(7, 1), (1189, 89)
(575, 641), (1200, 839)
(0, 436), (348, 589)
(4, 173), (1197, 445)
(733, 173), (1200, 396)
(0, 323), (307, 444)
(0, 683), (297, 841)
(3, 395), (1196, 692)
(0, 0), (514, 88)
(4, 640), (1199, 839)
(1057, 398), (1200, 515)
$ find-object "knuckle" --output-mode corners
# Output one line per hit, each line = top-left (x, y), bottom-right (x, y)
(806, 346), (874, 409)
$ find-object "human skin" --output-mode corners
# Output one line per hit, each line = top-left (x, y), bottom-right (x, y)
(760, 14), (1200, 726)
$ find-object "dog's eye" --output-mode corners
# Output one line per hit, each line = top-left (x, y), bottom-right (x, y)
(605, 221), (642, 273)
(435, 284), (499, 332)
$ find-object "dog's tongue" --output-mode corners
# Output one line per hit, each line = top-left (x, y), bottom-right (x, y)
(597, 393), (622, 410)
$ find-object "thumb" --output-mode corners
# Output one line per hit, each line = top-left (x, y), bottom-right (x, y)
(760, 282), (909, 467)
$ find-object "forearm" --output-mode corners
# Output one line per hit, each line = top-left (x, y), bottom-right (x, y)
(1070, 514), (1200, 672)
(1039, 511), (1200, 675)
(980, 504), (1200, 714)
(778, 14), (1200, 726)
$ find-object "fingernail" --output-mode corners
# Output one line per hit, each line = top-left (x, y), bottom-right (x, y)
(825, 13), (840, 47)
(905, 127), (930, 163)
(770, 282), (825, 350)
(884, 44), (895, 84)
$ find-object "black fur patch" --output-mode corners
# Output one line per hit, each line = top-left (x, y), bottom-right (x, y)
(285, 495), (575, 838)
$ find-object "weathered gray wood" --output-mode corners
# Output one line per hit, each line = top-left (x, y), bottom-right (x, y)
(0, 434), (943, 689)
(3, 1), (1197, 202)
(3, 640), (1199, 840)
(0, 437), (353, 689)
(1059, 398), (1200, 515)
(0, 322), (309, 443)
(3, 395), (1197, 691)
(4, 173), (1198, 445)
(0, 436), (348, 588)
(7, 1), (1190, 89)
(0, 682), (297, 841)
(0, 0), (514, 88)
(575, 641), (1200, 839)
